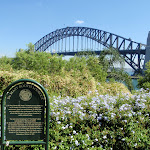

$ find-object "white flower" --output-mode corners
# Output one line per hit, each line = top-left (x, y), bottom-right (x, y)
(57, 112), (60, 115)
(134, 143), (137, 147)
(71, 136), (73, 139)
(88, 91), (92, 94)
(57, 121), (61, 124)
(73, 130), (76, 134)
(62, 126), (65, 130)
(132, 130), (135, 134)
(128, 113), (132, 117)
(122, 120), (127, 123)
(56, 117), (59, 121)
(103, 135), (107, 139)
(65, 124), (69, 128)
(75, 140), (79, 146)
(97, 116), (102, 121)
(111, 113), (116, 118)
(6, 141), (10, 147)
(119, 104), (131, 111)
(104, 116), (108, 121)
(86, 134), (90, 140)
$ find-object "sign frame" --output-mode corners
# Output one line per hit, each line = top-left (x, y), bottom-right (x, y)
(1, 79), (50, 150)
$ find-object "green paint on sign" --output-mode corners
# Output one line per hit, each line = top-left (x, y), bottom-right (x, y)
(1, 79), (50, 150)
(6, 83), (45, 140)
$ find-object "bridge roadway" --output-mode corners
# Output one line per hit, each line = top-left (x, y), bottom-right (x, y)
(51, 49), (146, 56)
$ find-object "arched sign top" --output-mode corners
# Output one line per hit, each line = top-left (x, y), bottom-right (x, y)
(2, 79), (49, 102)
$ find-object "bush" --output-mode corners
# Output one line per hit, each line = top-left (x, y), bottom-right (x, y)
(0, 69), (96, 97)
(12, 50), (66, 75)
(0, 56), (12, 71)
(87, 56), (107, 82)
(48, 90), (150, 149)
(65, 56), (87, 72)
(11, 50), (108, 83)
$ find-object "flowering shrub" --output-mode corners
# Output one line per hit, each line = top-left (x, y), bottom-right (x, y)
(47, 89), (150, 150)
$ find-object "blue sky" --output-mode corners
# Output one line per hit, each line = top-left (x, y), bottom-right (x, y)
(0, 0), (150, 57)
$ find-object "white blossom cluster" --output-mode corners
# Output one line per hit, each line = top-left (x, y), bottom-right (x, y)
(50, 89), (149, 122)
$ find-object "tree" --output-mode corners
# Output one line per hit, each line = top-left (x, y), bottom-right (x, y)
(76, 51), (107, 82)
(99, 48), (133, 90)
(87, 56), (107, 82)
(76, 51), (96, 58)
(138, 61), (150, 89)
(26, 42), (35, 53)
(99, 47), (125, 70)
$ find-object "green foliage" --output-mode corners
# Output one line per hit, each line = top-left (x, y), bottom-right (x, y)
(11, 48), (107, 82)
(0, 56), (12, 64)
(0, 45), (130, 88)
(0, 76), (13, 95)
(0, 44), (134, 97)
(0, 57), (13, 94)
(138, 61), (150, 89)
(0, 56), (12, 71)
(65, 56), (87, 72)
(99, 48), (125, 69)
(13, 50), (46, 72)
(76, 50), (96, 58)
(26, 42), (35, 53)
(99, 48), (132, 90)
(12, 50), (66, 75)
(87, 56), (107, 82)
(0, 44), (133, 96)
(107, 69), (133, 91)
(48, 54), (66, 75)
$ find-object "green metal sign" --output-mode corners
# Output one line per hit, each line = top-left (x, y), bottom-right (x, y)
(1, 79), (50, 150)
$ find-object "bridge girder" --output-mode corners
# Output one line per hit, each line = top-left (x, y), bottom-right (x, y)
(34, 27), (146, 73)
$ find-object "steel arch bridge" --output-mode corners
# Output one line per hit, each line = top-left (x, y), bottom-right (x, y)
(34, 26), (147, 73)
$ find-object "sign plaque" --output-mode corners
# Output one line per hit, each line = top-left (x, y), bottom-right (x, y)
(6, 83), (45, 140)
(1, 79), (50, 150)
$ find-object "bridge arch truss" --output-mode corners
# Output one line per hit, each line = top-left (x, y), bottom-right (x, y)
(35, 27), (146, 73)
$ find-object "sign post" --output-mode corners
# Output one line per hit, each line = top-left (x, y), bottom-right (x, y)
(1, 79), (50, 150)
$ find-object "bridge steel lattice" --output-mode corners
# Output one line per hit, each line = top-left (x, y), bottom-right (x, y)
(34, 27), (146, 73)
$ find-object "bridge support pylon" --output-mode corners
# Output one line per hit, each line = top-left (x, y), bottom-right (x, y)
(144, 31), (150, 70)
